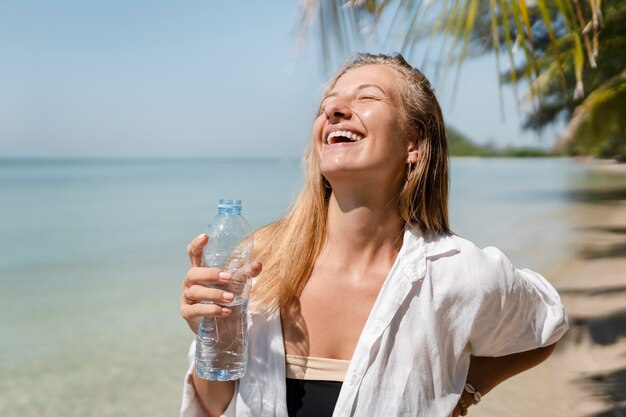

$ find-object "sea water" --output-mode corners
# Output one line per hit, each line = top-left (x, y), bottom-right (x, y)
(1, 157), (619, 417)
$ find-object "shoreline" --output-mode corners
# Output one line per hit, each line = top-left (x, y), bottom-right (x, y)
(473, 161), (626, 417)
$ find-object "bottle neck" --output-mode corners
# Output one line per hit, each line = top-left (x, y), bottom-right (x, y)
(218, 207), (242, 215)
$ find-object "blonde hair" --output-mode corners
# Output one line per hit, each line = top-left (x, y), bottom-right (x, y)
(252, 53), (449, 312)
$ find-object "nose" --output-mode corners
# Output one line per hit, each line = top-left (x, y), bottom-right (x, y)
(323, 98), (352, 123)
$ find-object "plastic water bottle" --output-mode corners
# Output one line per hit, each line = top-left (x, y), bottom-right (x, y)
(195, 199), (254, 381)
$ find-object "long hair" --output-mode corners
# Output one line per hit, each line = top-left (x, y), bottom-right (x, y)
(252, 53), (449, 312)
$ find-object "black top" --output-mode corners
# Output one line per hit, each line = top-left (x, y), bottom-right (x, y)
(286, 378), (343, 417)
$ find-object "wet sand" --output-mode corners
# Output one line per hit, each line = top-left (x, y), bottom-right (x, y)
(474, 161), (626, 417)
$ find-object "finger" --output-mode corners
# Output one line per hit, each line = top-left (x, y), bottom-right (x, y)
(180, 302), (232, 321)
(250, 261), (263, 277)
(184, 285), (235, 305)
(182, 267), (229, 289)
(187, 234), (208, 267)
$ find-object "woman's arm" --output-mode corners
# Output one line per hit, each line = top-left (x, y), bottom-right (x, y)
(468, 342), (558, 394)
(191, 376), (235, 417)
(452, 342), (558, 416)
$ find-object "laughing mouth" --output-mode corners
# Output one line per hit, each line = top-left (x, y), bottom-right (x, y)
(325, 130), (364, 145)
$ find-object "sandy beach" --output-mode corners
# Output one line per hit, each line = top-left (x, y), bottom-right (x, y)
(473, 161), (626, 417)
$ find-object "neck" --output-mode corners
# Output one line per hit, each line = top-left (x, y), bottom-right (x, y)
(320, 184), (405, 273)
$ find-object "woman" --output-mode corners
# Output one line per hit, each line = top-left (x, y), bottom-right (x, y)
(180, 53), (568, 417)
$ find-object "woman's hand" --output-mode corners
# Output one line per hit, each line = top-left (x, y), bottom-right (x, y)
(449, 392), (473, 417)
(180, 233), (262, 334)
(448, 344), (559, 417)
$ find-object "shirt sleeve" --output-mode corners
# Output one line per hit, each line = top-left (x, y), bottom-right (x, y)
(180, 340), (238, 417)
(468, 246), (569, 357)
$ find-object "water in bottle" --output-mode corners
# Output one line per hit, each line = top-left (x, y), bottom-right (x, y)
(195, 199), (253, 381)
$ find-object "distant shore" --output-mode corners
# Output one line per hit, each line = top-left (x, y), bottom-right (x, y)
(473, 159), (626, 417)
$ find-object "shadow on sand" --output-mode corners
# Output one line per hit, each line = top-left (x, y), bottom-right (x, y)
(567, 188), (626, 203)
(562, 294), (626, 417)
(582, 367), (626, 417)
(564, 171), (626, 417)
(581, 242), (626, 259)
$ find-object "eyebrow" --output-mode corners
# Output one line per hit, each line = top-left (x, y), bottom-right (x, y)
(356, 84), (387, 94)
(322, 83), (388, 102)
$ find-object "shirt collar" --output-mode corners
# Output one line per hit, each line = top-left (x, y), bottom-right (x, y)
(399, 225), (460, 283)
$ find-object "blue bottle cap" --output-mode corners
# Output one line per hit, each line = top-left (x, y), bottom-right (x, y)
(218, 199), (242, 209)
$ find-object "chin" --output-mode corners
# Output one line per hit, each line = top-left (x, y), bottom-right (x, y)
(320, 162), (369, 185)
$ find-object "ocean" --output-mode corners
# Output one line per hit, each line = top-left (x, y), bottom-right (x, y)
(0, 157), (608, 416)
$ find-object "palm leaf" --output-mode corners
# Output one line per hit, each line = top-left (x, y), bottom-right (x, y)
(557, 69), (626, 158)
(536, 0), (570, 97)
(572, 0), (597, 68)
(498, 0), (521, 110)
(572, 31), (585, 99)
(297, 1), (610, 122)
(450, 0), (479, 104)
(507, 0), (540, 96)
(489, 0), (506, 120)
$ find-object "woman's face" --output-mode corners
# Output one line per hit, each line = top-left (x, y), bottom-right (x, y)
(313, 64), (417, 187)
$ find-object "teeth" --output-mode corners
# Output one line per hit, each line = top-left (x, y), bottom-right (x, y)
(326, 130), (364, 144)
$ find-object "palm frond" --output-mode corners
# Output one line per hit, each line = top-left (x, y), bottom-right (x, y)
(557, 69), (626, 159)
(296, 0), (622, 158)
(536, 0), (569, 96)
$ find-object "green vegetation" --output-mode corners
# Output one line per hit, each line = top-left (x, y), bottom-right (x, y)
(299, 1), (625, 161)
(447, 126), (553, 157)
(475, 0), (626, 161)
(447, 127), (494, 156)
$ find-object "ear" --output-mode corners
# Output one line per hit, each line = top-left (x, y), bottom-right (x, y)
(406, 141), (420, 165)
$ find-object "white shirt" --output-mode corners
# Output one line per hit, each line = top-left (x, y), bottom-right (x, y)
(180, 227), (569, 417)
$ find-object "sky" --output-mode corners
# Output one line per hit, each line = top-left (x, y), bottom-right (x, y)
(0, 0), (561, 158)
